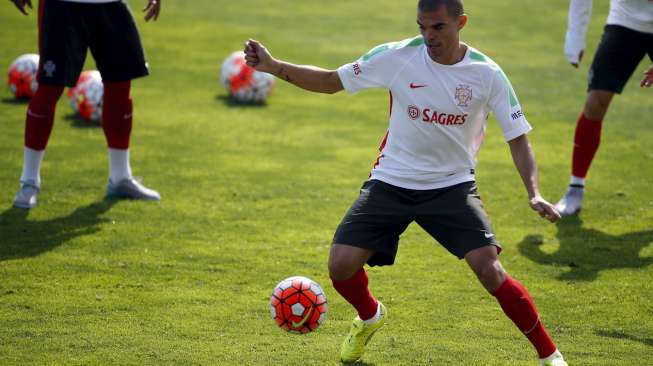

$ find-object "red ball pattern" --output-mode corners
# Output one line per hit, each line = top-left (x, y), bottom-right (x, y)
(270, 276), (328, 334)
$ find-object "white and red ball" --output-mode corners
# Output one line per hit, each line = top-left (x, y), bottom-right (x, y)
(68, 70), (103, 122)
(220, 51), (274, 103)
(269, 276), (328, 334)
(7, 53), (39, 99)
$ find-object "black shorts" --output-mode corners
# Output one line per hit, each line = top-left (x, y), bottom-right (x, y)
(588, 25), (653, 94)
(332, 180), (501, 266)
(37, 0), (149, 87)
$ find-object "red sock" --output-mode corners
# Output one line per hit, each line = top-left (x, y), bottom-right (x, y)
(331, 268), (378, 321)
(492, 276), (557, 358)
(24, 85), (64, 150)
(571, 112), (602, 179)
(102, 81), (133, 149)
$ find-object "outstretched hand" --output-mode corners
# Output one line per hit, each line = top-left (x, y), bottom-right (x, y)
(244, 39), (276, 73)
(570, 50), (584, 68)
(529, 196), (561, 223)
(11, 0), (32, 15)
(641, 65), (653, 88)
(143, 0), (161, 21)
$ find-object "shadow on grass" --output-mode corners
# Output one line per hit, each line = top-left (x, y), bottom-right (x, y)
(596, 329), (653, 348)
(0, 199), (116, 261)
(62, 113), (101, 129)
(341, 361), (376, 366)
(1, 97), (29, 105)
(517, 216), (653, 281)
(215, 94), (268, 108)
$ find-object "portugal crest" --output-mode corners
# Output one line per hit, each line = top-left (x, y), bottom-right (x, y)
(455, 84), (472, 107)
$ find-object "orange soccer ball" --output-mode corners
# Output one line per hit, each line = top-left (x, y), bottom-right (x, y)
(269, 276), (328, 334)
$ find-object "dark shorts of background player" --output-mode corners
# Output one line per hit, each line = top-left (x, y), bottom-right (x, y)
(332, 180), (501, 267)
(37, 0), (149, 87)
(589, 24), (653, 94)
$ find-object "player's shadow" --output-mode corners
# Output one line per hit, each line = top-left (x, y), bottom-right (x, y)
(63, 113), (101, 129)
(0, 199), (116, 261)
(596, 329), (653, 348)
(517, 216), (653, 281)
(1, 97), (29, 105)
(215, 94), (268, 108)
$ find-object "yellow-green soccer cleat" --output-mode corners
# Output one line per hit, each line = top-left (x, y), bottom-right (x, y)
(340, 302), (387, 363)
(540, 350), (568, 366)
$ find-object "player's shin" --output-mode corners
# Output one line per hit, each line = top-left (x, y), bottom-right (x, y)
(331, 268), (378, 321)
(102, 81), (133, 182)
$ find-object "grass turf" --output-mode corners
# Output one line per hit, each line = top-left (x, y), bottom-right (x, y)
(1, 0), (652, 364)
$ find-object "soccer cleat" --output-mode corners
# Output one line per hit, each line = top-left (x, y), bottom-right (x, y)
(13, 180), (40, 209)
(107, 177), (160, 201)
(340, 301), (387, 363)
(539, 350), (568, 366)
(555, 185), (584, 216)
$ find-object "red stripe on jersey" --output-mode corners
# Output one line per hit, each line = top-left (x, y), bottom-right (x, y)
(388, 91), (393, 117)
(369, 130), (389, 176)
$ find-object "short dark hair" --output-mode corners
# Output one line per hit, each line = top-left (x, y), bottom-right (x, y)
(418, 0), (464, 18)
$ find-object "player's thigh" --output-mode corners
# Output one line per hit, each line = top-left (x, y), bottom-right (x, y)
(589, 25), (648, 94)
(332, 180), (413, 267)
(89, 1), (149, 83)
(38, 0), (88, 87)
(415, 182), (500, 259)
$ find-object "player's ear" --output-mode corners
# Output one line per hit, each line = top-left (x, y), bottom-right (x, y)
(457, 14), (468, 30)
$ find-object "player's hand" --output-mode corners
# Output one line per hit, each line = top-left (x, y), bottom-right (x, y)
(570, 50), (583, 68)
(244, 39), (276, 73)
(641, 65), (653, 88)
(529, 196), (561, 223)
(143, 0), (161, 22)
(10, 0), (32, 15)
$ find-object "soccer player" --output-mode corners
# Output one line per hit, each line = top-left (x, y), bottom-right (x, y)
(555, 0), (653, 216)
(244, 1), (567, 364)
(9, 0), (162, 209)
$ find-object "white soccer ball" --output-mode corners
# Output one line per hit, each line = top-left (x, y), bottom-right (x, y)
(220, 51), (275, 103)
(7, 53), (39, 99)
(67, 70), (103, 122)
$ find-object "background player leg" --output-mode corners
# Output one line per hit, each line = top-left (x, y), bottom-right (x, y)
(556, 90), (613, 216)
(465, 245), (567, 365)
(14, 85), (65, 209)
(329, 244), (386, 362)
(102, 81), (160, 201)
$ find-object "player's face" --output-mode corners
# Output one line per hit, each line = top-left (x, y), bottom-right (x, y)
(417, 6), (467, 63)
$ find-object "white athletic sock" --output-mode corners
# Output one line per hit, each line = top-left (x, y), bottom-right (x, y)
(540, 349), (563, 362)
(108, 148), (132, 183)
(570, 176), (585, 187)
(20, 147), (45, 186)
(363, 302), (382, 325)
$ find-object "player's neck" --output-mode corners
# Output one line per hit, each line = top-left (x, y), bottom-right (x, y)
(429, 43), (467, 65)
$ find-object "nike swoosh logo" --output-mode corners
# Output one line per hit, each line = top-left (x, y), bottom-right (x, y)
(291, 305), (313, 328)
(484, 232), (495, 238)
(410, 83), (427, 89)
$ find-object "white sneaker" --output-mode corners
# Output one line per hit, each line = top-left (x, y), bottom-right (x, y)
(539, 350), (568, 366)
(13, 179), (40, 209)
(107, 177), (160, 201)
(555, 185), (584, 216)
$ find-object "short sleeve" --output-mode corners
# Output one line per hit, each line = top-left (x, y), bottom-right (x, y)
(337, 43), (400, 94)
(488, 67), (532, 141)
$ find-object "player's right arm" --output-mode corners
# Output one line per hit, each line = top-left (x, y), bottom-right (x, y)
(10, 0), (32, 16)
(565, 0), (593, 67)
(244, 39), (344, 94)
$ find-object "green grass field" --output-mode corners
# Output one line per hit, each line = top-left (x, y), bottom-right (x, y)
(1, 0), (652, 364)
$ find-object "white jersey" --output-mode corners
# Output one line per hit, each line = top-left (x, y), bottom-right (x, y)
(565, 0), (653, 63)
(337, 36), (531, 190)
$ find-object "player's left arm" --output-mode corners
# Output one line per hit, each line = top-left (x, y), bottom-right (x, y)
(641, 65), (653, 88)
(508, 134), (561, 223)
(143, 0), (161, 22)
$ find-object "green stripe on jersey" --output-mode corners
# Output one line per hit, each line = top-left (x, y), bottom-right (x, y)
(470, 50), (519, 107)
(360, 36), (424, 61)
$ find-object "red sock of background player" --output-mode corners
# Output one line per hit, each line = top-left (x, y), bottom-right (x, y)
(21, 84), (64, 185)
(570, 112), (602, 186)
(331, 268), (379, 322)
(492, 275), (557, 358)
(102, 81), (133, 183)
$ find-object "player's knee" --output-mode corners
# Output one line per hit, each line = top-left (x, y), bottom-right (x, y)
(584, 91), (613, 120)
(328, 248), (362, 281)
(475, 260), (506, 293)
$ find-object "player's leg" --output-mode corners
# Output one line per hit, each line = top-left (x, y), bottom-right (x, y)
(465, 247), (567, 365)
(557, 25), (647, 215)
(90, 1), (158, 200)
(14, 0), (87, 208)
(330, 180), (411, 362)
